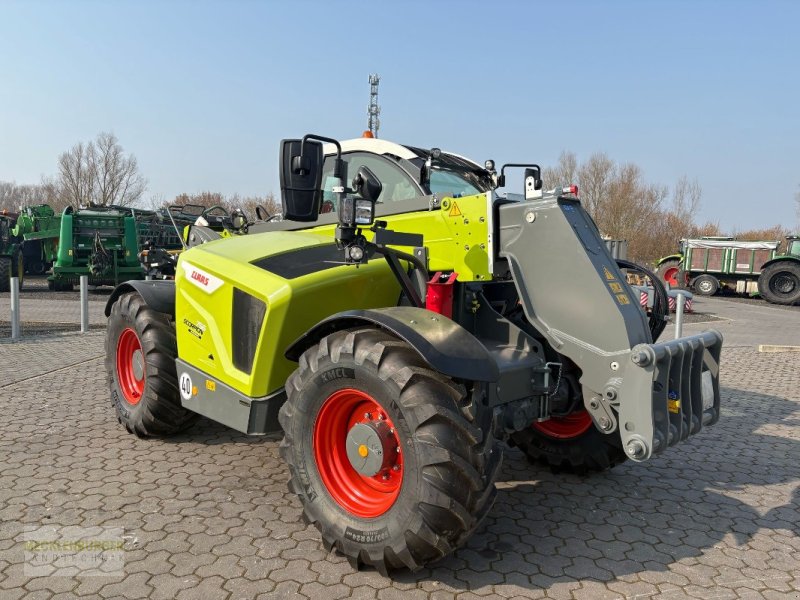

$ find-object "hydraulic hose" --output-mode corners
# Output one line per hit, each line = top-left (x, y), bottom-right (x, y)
(616, 259), (669, 342)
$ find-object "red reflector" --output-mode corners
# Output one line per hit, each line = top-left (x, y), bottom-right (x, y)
(562, 184), (579, 196)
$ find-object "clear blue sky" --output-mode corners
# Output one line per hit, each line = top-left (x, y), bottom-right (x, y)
(1, 0), (798, 231)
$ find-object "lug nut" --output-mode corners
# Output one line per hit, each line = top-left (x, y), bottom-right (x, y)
(599, 417), (611, 430)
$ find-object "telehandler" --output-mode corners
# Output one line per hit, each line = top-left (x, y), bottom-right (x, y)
(105, 134), (723, 572)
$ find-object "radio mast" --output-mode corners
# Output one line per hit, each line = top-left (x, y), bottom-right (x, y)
(366, 74), (381, 138)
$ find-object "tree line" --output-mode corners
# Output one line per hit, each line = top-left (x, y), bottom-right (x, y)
(543, 151), (796, 264)
(1, 133), (795, 264)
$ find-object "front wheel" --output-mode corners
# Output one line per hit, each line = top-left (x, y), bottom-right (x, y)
(758, 262), (800, 305)
(510, 410), (628, 473)
(105, 291), (197, 436)
(279, 328), (501, 572)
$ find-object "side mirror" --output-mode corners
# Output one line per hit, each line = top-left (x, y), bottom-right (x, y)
(419, 148), (441, 188)
(524, 167), (543, 200)
(524, 167), (542, 191)
(352, 166), (382, 203)
(230, 209), (247, 231)
(279, 139), (323, 222)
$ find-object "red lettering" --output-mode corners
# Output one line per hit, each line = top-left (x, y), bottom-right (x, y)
(191, 271), (209, 286)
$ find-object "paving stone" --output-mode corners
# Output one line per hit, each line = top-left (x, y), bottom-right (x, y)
(0, 320), (798, 599)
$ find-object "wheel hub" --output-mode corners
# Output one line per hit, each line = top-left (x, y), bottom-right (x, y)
(131, 349), (145, 381)
(345, 420), (396, 476)
(116, 328), (145, 405)
(773, 274), (796, 294)
(313, 388), (403, 517)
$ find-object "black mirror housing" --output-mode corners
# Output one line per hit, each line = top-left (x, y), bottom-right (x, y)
(280, 139), (323, 222)
(352, 166), (382, 203)
(524, 167), (543, 191)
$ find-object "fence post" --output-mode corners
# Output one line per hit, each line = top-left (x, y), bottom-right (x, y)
(10, 276), (21, 340)
(80, 275), (89, 333)
(674, 291), (686, 340)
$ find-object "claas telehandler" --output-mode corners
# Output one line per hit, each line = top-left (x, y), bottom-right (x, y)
(105, 134), (723, 572)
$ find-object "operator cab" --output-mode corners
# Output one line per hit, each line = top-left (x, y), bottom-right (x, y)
(319, 138), (494, 214)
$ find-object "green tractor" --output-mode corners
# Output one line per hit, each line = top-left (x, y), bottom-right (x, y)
(105, 134), (723, 572)
(0, 209), (24, 292)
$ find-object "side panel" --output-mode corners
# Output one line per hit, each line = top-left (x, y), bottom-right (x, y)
(175, 241), (403, 397)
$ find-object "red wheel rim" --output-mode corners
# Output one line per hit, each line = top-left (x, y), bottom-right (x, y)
(533, 410), (593, 439)
(313, 389), (403, 518)
(663, 266), (680, 287)
(116, 328), (145, 405)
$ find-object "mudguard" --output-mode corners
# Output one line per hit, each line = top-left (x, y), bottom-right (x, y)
(105, 280), (176, 317)
(285, 306), (499, 383)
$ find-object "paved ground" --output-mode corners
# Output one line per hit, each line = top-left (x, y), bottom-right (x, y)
(0, 310), (798, 598)
(665, 296), (800, 348)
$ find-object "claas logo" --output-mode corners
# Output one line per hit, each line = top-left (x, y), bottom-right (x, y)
(190, 270), (209, 286)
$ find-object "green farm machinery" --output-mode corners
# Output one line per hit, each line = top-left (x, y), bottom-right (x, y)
(657, 236), (800, 305)
(0, 209), (24, 292)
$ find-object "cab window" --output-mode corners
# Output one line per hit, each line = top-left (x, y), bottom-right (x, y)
(320, 152), (420, 213)
(428, 168), (484, 197)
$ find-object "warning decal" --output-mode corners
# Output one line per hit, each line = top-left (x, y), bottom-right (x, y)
(603, 266), (616, 280)
(448, 202), (462, 217)
(609, 282), (623, 293)
(615, 293), (631, 305)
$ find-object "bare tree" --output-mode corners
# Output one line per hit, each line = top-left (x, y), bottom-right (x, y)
(671, 176), (702, 223)
(542, 151), (578, 190)
(578, 152), (616, 219)
(94, 132), (146, 206)
(57, 132), (146, 207)
(0, 178), (70, 213)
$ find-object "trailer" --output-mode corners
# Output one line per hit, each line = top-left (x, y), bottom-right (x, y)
(656, 236), (800, 305)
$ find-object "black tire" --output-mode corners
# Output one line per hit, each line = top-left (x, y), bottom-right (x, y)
(11, 252), (24, 290)
(510, 414), (628, 474)
(105, 291), (197, 437)
(656, 258), (684, 288)
(279, 328), (501, 573)
(758, 261), (800, 305)
(50, 279), (73, 292)
(0, 256), (10, 293)
(692, 273), (719, 296)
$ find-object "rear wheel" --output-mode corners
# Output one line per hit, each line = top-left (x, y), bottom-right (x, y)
(0, 257), (10, 293)
(657, 259), (684, 288)
(692, 273), (719, 296)
(759, 261), (800, 305)
(510, 409), (627, 473)
(279, 328), (501, 572)
(105, 291), (197, 436)
(11, 252), (24, 290)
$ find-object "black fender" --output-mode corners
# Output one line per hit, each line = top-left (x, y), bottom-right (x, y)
(285, 306), (499, 383)
(105, 280), (175, 318)
(760, 256), (800, 271)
